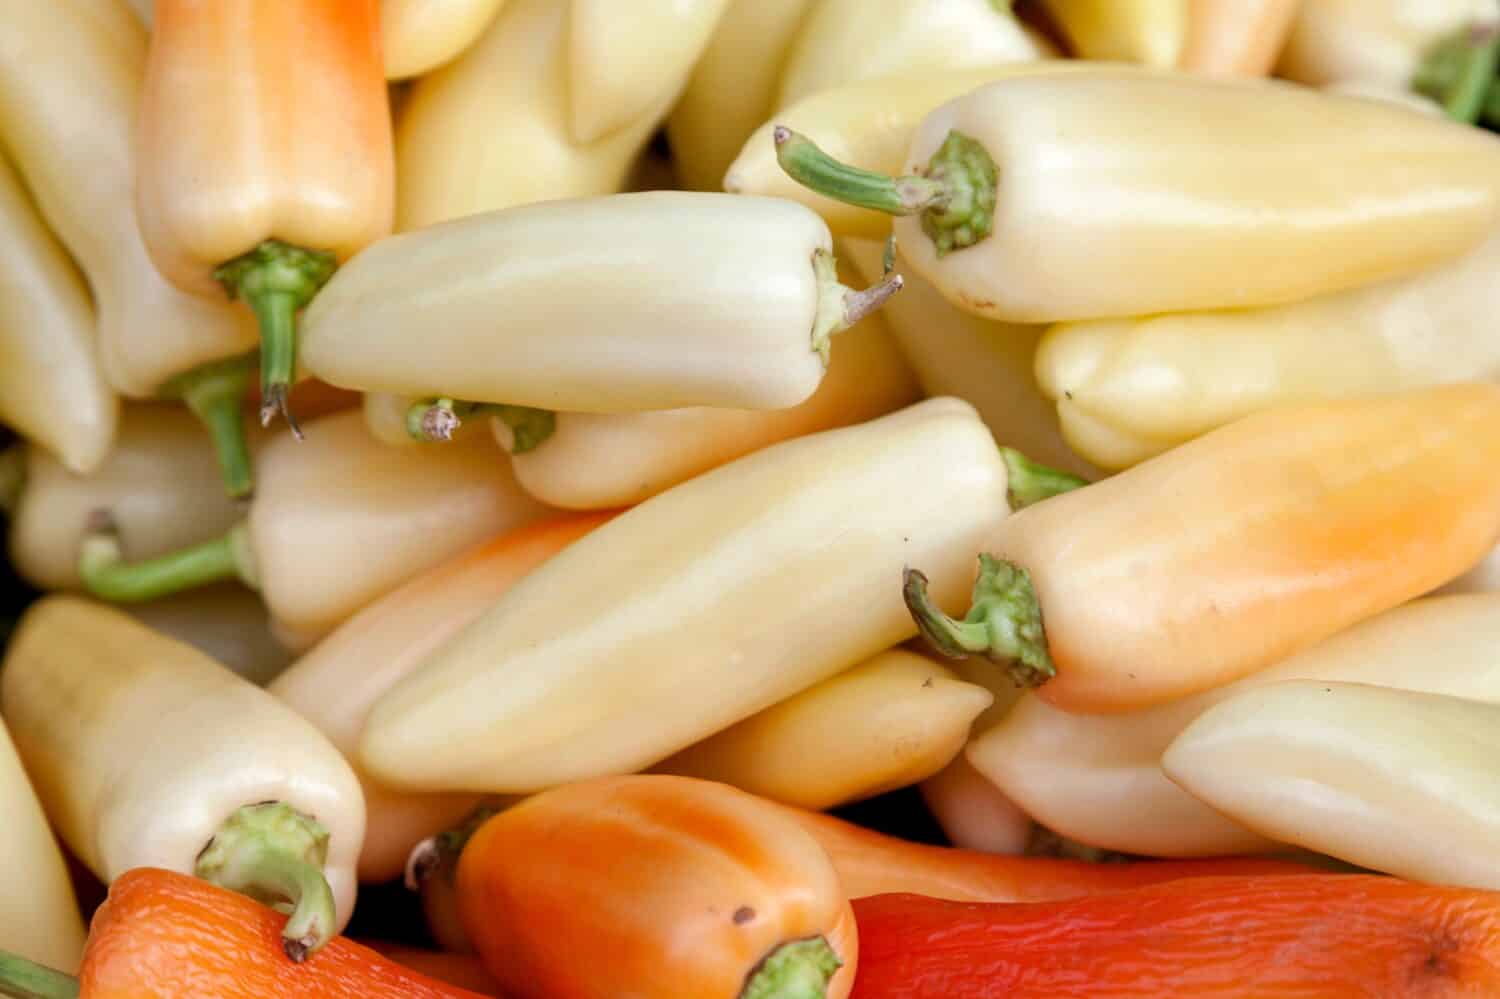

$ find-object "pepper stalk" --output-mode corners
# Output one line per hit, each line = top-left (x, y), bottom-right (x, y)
(158, 351), (258, 499)
(78, 511), (256, 604)
(0, 951), (76, 999)
(1414, 22), (1500, 124)
(406, 399), (558, 454)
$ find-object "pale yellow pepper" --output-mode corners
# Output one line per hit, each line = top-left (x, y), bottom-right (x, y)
(381, 0), (509, 79)
(0, 719), (85, 972)
(501, 298), (918, 510)
(1036, 224), (1500, 470)
(396, 0), (669, 229)
(777, 0), (1053, 108)
(0, 151), (116, 474)
(777, 72), (1500, 323)
(2, 597), (366, 958)
(842, 238), (1099, 479)
(77, 409), (551, 650)
(302, 193), (900, 413)
(667, 0), (816, 191)
(919, 753), (1032, 855)
(1278, 0), (1495, 89)
(1042, 0), (1188, 66)
(8, 405), (248, 592)
(969, 593), (1500, 856)
(360, 398), (1012, 794)
(1180, 0), (1302, 77)
(656, 650), (993, 811)
(568, 0), (733, 143)
(1165, 680), (1500, 889)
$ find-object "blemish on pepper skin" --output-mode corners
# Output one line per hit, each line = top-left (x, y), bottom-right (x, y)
(733, 906), (756, 925)
(922, 677), (934, 688)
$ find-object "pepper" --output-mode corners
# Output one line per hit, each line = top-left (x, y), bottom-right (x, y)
(0, 0), (263, 497)
(359, 944), (502, 994)
(777, 0), (1053, 109)
(8, 405), (249, 592)
(360, 398), (1012, 793)
(968, 591), (1500, 857)
(137, 0), (394, 431)
(396, 0), (669, 230)
(841, 238), (1099, 478)
(270, 513), (610, 884)
(667, 0), (817, 191)
(917, 753), (1033, 855)
(905, 385), (1500, 713)
(300, 193), (902, 413)
(657, 650), (994, 811)
(0, 597), (365, 959)
(126, 585), (292, 687)
(728, 64), (1108, 240)
(1040, 0), (1188, 66)
(775, 72), (1500, 323)
(0, 720), (85, 973)
(0, 869), (491, 998)
(453, 776), (857, 999)
(1036, 223), (1500, 470)
(781, 806), (1308, 902)
(0, 153), (116, 475)
(1279, 0), (1495, 92)
(848, 876), (1500, 997)
(499, 293), (919, 510)
(568, 0), (732, 143)
(76, 409), (550, 650)
(381, 0), (507, 79)
(1180, 0), (1302, 76)
(1166, 680), (1500, 888)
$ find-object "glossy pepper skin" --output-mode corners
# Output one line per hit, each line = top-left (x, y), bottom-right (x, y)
(270, 513), (610, 884)
(906, 385), (1500, 713)
(359, 399), (1011, 794)
(1036, 223), (1500, 470)
(780, 807), (1307, 903)
(971, 591), (1500, 858)
(1, 597), (366, 957)
(0, 152), (116, 475)
(380, 0), (507, 79)
(1181, 0), (1302, 76)
(68, 869), (490, 998)
(137, 0), (394, 428)
(1041, 0), (1188, 67)
(455, 776), (857, 999)
(778, 72), (1500, 324)
(1166, 680), (1500, 890)
(849, 877), (1500, 997)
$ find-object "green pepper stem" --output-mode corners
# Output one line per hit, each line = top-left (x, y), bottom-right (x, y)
(0, 446), (25, 516)
(78, 512), (257, 603)
(811, 248), (903, 363)
(740, 936), (842, 999)
(489, 405), (556, 454)
(774, 127), (944, 216)
(903, 554), (1055, 688)
(0, 951), (77, 999)
(775, 127), (998, 256)
(407, 397), (472, 442)
(1414, 23), (1500, 123)
(161, 352), (257, 500)
(404, 802), (505, 893)
(1000, 447), (1089, 509)
(214, 240), (337, 438)
(195, 802), (336, 963)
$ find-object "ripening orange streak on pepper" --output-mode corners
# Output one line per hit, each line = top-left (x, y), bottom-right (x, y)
(848, 876), (1500, 997)
(137, 0), (394, 430)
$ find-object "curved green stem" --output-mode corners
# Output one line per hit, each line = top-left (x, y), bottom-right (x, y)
(195, 802), (336, 963)
(214, 240), (337, 438)
(1000, 447), (1088, 509)
(0, 952), (76, 999)
(0, 446), (25, 517)
(161, 352), (257, 500)
(903, 554), (1055, 688)
(740, 937), (842, 999)
(78, 513), (257, 603)
(1414, 23), (1500, 123)
(811, 249), (903, 363)
(776, 127), (998, 256)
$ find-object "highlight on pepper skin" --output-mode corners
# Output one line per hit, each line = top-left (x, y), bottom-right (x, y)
(4, 2), (1500, 996)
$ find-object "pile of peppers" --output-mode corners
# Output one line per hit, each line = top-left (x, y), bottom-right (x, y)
(2, 1), (1500, 996)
